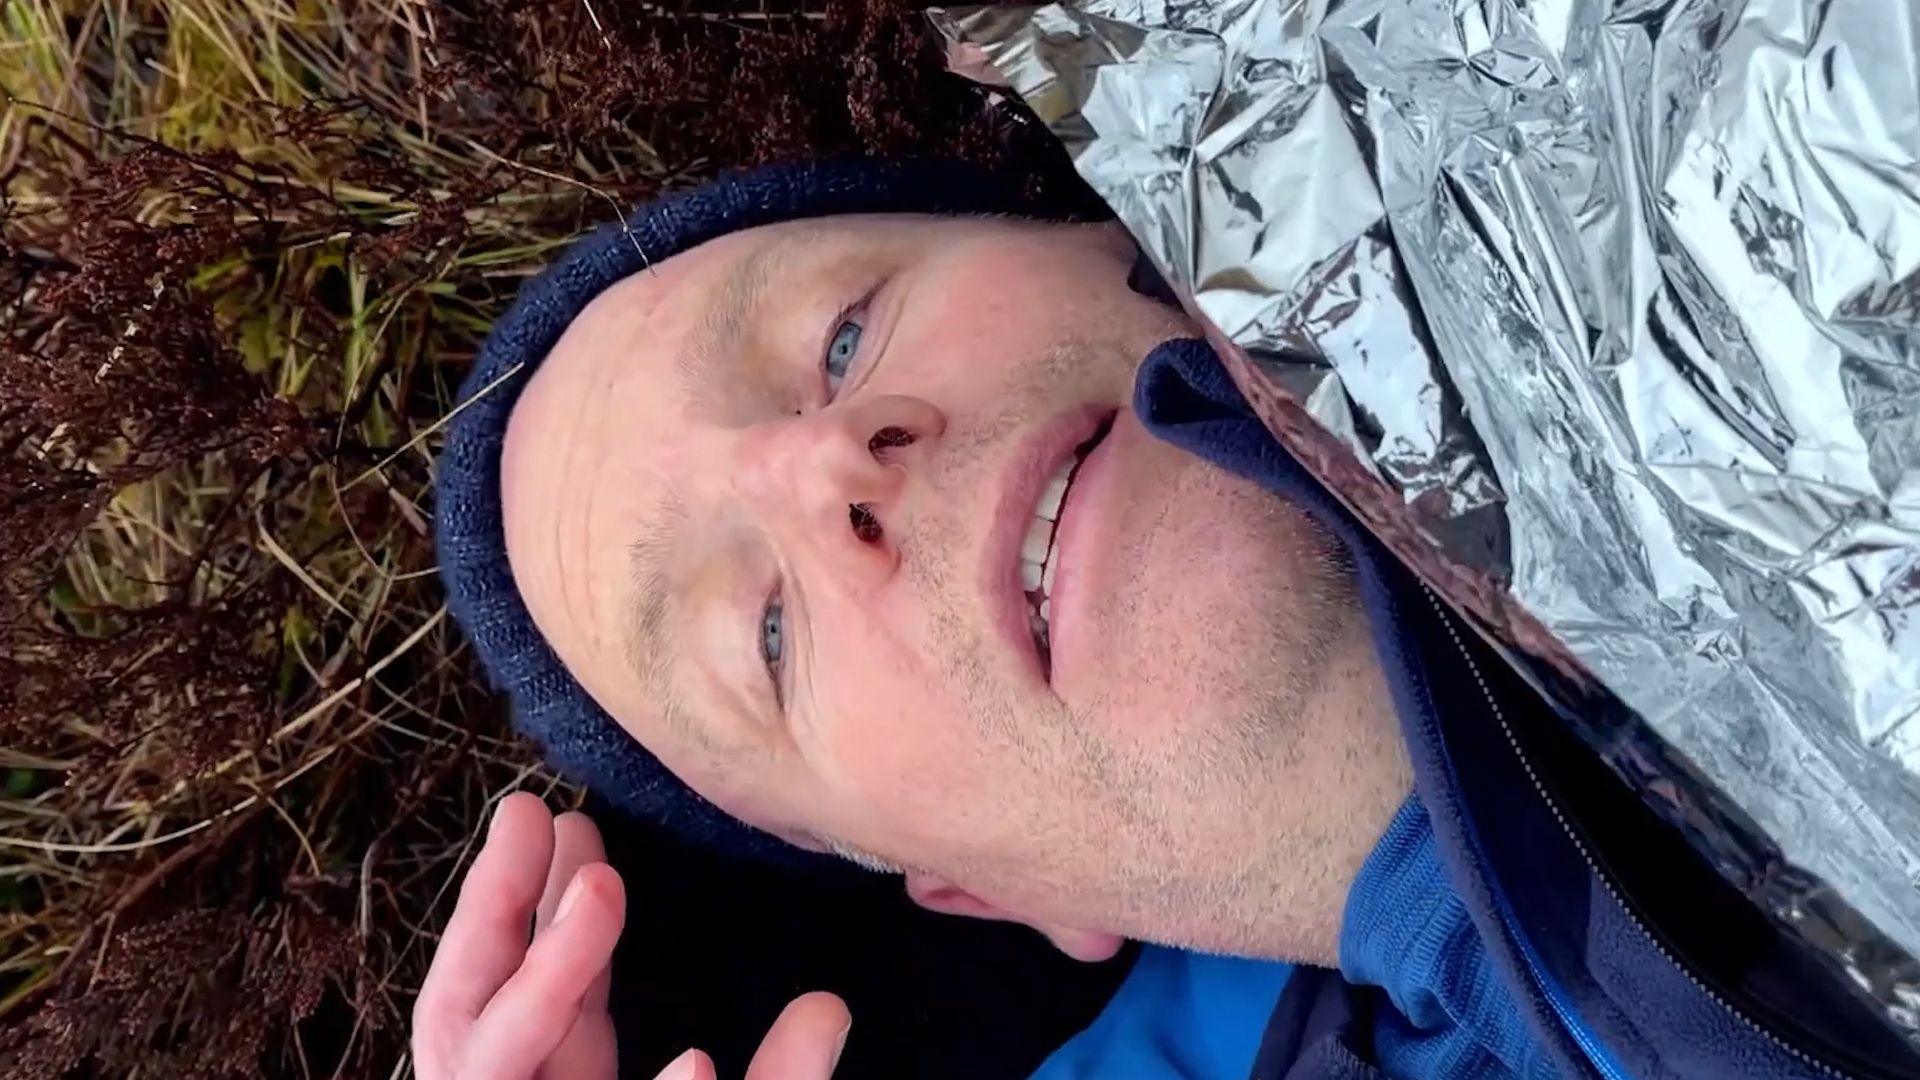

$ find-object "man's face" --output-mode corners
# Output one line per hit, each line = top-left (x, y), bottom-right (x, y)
(502, 215), (1403, 961)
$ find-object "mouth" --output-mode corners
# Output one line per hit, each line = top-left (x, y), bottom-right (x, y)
(984, 406), (1117, 685)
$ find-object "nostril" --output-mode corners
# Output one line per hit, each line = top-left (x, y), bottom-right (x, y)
(849, 503), (883, 543)
(869, 426), (916, 456)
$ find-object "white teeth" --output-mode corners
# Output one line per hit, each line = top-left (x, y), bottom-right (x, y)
(1021, 515), (1053, 563)
(1037, 467), (1071, 521)
(1017, 457), (1078, 646)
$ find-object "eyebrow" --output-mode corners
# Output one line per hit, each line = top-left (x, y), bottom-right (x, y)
(675, 231), (811, 412)
(625, 487), (688, 738)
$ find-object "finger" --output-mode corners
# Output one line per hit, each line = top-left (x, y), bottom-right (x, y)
(535, 1004), (618, 1080)
(581, 951), (614, 1015)
(536, 813), (614, 1022)
(535, 811), (607, 932)
(459, 862), (626, 1080)
(416, 793), (555, 1029)
(743, 992), (852, 1080)
(531, 814), (615, 1080)
(652, 1048), (715, 1080)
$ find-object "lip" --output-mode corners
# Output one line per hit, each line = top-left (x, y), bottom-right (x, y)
(1039, 406), (1126, 696)
(980, 404), (1112, 687)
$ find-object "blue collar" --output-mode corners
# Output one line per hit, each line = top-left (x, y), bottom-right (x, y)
(1340, 799), (1558, 1077)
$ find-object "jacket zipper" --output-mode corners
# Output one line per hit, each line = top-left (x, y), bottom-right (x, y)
(1422, 585), (1849, 1080)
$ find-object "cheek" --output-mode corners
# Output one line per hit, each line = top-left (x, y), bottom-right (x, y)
(949, 260), (1075, 333)
(901, 248), (1095, 360)
(895, 298), (1050, 393)
(898, 241), (1177, 395)
(804, 602), (1001, 833)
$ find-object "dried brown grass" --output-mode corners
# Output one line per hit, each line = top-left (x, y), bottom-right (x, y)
(0, 1), (1079, 1074)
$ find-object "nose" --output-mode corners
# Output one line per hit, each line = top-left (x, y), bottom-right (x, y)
(732, 394), (945, 565)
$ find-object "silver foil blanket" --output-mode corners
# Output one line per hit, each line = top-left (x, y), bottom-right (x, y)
(932, 0), (1920, 1034)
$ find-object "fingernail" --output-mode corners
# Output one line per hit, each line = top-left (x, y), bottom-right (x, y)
(831, 1019), (851, 1071)
(659, 1048), (700, 1080)
(553, 871), (587, 926)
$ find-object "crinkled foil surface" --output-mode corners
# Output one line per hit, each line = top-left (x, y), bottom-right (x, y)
(932, 0), (1920, 1032)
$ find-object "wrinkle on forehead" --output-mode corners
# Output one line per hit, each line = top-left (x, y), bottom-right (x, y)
(502, 261), (689, 722)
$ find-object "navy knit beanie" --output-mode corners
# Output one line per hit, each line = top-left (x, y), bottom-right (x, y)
(434, 159), (1088, 866)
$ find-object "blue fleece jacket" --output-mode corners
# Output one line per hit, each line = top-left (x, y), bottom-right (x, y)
(1338, 800), (1557, 1078)
(1127, 337), (1916, 1080)
(1032, 947), (1295, 1080)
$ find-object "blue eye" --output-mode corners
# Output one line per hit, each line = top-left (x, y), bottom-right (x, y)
(761, 594), (785, 686)
(825, 319), (862, 392)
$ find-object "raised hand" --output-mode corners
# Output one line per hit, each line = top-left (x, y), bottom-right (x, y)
(411, 792), (623, 1080)
(411, 792), (853, 1080)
